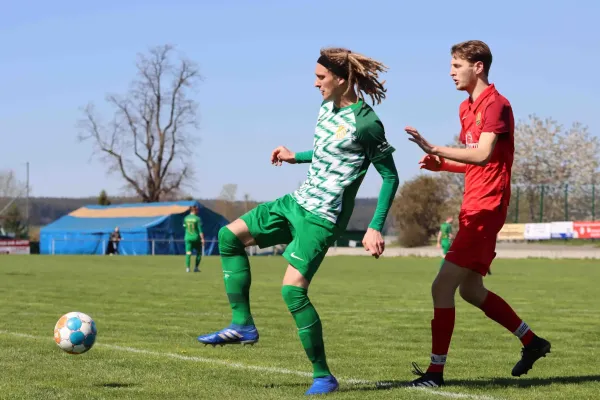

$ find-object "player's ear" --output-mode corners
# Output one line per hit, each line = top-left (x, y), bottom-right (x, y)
(336, 75), (347, 86)
(474, 61), (485, 76)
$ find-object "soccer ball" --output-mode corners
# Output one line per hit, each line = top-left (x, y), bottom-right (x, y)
(53, 312), (97, 354)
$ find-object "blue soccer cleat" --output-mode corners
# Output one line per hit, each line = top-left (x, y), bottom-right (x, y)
(196, 324), (259, 347)
(305, 375), (339, 396)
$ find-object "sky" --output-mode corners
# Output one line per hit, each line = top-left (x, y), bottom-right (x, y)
(1, 0), (598, 201)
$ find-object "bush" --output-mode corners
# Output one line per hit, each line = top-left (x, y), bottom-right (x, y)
(392, 175), (449, 247)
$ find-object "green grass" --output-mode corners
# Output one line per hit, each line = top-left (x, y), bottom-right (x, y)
(1, 255), (599, 399)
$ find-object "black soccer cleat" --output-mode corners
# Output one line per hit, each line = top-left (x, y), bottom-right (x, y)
(408, 362), (445, 388)
(511, 336), (551, 377)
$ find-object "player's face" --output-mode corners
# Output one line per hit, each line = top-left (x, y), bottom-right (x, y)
(314, 63), (343, 101)
(450, 55), (480, 91)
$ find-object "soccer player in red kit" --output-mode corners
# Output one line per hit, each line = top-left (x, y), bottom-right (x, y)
(404, 40), (551, 387)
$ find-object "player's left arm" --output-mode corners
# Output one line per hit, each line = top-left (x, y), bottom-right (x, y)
(369, 155), (399, 233)
(197, 220), (204, 242)
(358, 120), (399, 258)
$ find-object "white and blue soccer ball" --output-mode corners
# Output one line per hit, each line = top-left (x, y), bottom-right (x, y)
(53, 312), (97, 354)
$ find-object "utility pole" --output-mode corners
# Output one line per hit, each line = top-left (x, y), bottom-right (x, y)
(26, 162), (30, 234)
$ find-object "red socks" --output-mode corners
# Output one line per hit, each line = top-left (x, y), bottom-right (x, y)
(427, 292), (535, 375)
(427, 307), (455, 373)
(481, 291), (534, 346)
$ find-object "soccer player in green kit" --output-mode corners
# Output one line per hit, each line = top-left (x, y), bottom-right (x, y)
(184, 206), (204, 273)
(437, 216), (453, 256)
(197, 47), (399, 395)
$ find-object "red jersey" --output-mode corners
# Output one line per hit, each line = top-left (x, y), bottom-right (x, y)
(458, 84), (514, 211)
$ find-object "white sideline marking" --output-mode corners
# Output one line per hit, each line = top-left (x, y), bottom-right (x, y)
(0, 330), (499, 400)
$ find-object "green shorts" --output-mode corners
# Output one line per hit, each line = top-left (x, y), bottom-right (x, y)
(185, 239), (202, 254)
(441, 238), (451, 255)
(240, 194), (341, 281)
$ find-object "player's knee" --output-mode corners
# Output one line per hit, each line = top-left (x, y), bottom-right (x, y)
(281, 285), (309, 314)
(186, 251), (192, 255)
(431, 277), (457, 302)
(218, 226), (245, 256)
(431, 278), (445, 296)
(459, 284), (486, 307)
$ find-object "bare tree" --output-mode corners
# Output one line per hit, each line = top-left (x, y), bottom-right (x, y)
(78, 45), (202, 202)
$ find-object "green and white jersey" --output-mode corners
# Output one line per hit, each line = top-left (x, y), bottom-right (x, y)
(291, 99), (395, 229)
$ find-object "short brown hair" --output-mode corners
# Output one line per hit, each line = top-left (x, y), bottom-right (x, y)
(451, 40), (493, 76)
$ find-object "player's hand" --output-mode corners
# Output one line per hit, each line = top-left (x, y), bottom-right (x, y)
(271, 146), (296, 166)
(436, 242), (441, 248)
(419, 155), (444, 171)
(405, 126), (436, 155)
(362, 228), (385, 259)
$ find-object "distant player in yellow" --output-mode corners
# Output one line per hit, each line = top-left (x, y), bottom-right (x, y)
(184, 206), (204, 273)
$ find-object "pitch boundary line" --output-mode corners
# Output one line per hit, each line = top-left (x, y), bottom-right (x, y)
(0, 330), (500, 400)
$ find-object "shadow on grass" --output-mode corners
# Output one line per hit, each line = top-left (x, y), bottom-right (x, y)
(96, 383), (136, 388)
(449, 375), (600, 388)
(4, 272), (34, 276)
(336, 375), (600, 392)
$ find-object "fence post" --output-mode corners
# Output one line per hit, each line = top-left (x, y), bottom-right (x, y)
(152, 240), (155, 256)
(593, 183), (596, 221)
(539, 185), (545, 222)
(51, 238), (55, 255)
(514, 186), (520, 223)
(564, 183), (569, 221)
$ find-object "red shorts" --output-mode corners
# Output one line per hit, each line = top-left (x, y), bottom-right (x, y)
(444, 207), (507, 276)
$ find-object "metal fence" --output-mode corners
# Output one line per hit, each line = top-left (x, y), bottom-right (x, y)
(47, 238), (285, 256)
(507, 183), (597, 223)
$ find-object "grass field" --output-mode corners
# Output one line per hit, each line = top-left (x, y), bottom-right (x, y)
(1, 255), (599, 400)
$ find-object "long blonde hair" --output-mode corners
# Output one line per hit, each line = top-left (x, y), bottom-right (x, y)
(319, 47), (388, 105)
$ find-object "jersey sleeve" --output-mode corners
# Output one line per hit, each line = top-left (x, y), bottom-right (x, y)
(356, 118), (395, 163)
(197, 218), (203, 234)
(482, 100), (511, 134)
(368, 154), (399, 231)
(294, 150), (313, 163)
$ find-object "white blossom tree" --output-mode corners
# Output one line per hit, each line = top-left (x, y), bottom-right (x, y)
(0, 170), (26, 216)
(436, 115), (599, 223)
(513, 115), (600, 221)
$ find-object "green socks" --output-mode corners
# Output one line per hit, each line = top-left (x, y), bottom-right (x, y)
(218, 227), (254, 326)
(217, 227), (331, 378)
(185, 253), (191, 268)
(282, 285), (331, 378)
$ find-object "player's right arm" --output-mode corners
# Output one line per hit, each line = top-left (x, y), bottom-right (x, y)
(437, 229), (442, 247)
(294, 150), (313, 164)
(270, 146), (313, 166)
(419, 155), (467, 173)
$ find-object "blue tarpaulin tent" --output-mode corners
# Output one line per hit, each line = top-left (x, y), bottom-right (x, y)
(40, 201), (229, 256)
